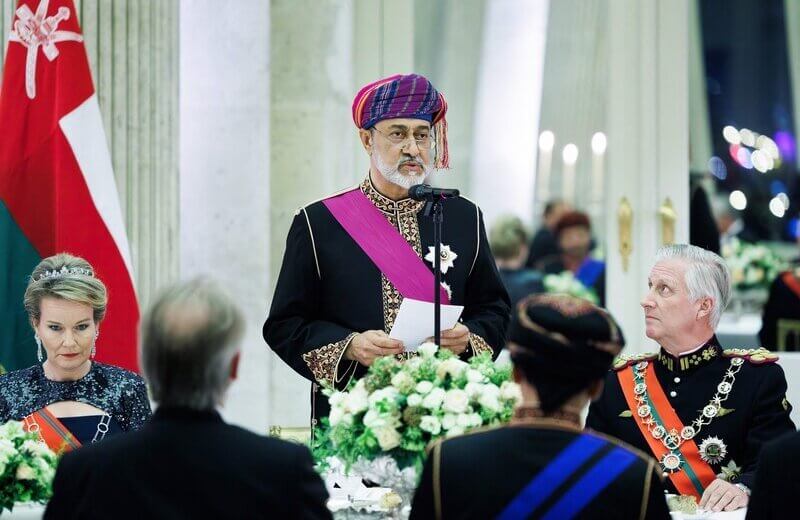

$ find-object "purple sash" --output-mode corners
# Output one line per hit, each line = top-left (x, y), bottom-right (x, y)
(323, 189), (450, 304)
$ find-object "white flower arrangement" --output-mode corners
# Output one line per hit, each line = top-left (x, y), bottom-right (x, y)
(314, 343), (520, 513)
(723, 238), (786, 292)
(313, 343), (520, 476)
(0, 420), (58, 514)
(543, 271), (599, 304)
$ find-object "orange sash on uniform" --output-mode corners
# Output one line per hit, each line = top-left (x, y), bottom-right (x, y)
(23, 408), (82, 454)
(781, 271), (800, 299)
(618, 364), (716, 500)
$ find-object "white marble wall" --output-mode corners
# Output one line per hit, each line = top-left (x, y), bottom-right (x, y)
(179, 0), (271, 433)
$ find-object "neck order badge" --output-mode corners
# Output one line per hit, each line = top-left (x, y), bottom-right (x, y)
(0, 0), (139, 371)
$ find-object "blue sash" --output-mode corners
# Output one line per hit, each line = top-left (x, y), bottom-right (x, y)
(575, 258), (604, 288)
(496, 434), (637, 520)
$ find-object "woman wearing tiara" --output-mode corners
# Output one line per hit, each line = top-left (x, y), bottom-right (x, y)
(0, 253), (151, 452)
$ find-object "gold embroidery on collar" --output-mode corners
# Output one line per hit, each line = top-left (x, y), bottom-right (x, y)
(360, 177), (425, 215)
(659, 345), (718, 372)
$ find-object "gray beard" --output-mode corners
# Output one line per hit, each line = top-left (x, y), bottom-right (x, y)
(375, 152), (430, 190)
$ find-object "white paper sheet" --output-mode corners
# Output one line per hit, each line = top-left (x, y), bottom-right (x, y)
(388, 298), (464, 352)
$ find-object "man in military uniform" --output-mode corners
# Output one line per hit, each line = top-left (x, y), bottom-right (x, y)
(587, 244), (795, 513)
(263, 74), (510, 428)
(411, 294), (671, 520)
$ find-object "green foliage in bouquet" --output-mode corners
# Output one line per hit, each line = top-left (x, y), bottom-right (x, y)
(312, 343), (521, 474)
(543, 271), (599, 304)
(723, 238), (786, 291)
(0, 421), (58, 513)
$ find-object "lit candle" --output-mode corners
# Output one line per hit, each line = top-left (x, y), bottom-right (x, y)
(537, 131), (554, 203)
(562, 143), (578, 204)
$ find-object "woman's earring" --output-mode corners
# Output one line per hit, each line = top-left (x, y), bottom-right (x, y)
(35, 335), (43, 362)
(91, 330), (99, 359)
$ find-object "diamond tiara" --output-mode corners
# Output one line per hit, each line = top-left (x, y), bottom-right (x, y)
(35, 266), (94, 282)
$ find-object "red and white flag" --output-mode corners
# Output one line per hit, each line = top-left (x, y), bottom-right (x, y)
(0, 0), (139, 371)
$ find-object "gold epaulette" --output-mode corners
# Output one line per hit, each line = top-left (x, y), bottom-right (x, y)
(612, 352), (658, 371)
(722, 347), (780, 364)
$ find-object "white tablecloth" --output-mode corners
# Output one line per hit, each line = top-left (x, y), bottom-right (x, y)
(670, 508), (746, 519)
(4, 503), (45, 519)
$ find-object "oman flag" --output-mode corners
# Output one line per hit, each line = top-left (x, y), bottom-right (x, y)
(0, 0), (139, 372)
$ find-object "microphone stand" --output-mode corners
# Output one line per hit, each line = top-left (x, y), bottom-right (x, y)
(423, 196), (445, 348)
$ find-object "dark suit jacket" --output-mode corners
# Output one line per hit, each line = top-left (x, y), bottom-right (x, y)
(410, 421), (670, 520)
(45, 407), (331, 520)
(747, 431), (800, 520)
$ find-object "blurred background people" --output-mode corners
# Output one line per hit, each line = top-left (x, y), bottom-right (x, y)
(538, 211), (605, 306)
(525, 199), (570, 269)
(490, 215), (544, 308)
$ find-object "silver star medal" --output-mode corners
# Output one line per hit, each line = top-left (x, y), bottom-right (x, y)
(698, 436), (728, 464)
(425, 244), (458, 274)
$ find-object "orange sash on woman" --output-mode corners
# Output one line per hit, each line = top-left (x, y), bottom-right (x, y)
(23, 407), (82, 453)
(618, 364), (716, 500)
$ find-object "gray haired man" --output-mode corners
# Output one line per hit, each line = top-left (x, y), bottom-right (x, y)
(587, 244), (794, 513)
(46, 278), (332, 520)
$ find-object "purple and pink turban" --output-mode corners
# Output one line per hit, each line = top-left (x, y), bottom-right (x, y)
(352, 73), (450, 169)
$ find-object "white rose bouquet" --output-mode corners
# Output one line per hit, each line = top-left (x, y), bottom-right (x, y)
(0, 420), (58, 514)
(543, 271), (599, 304)
(723, 238), (786, 292)
(313, 343), (521, 473)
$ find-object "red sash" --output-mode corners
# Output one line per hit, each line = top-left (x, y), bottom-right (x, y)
(618, 364), (716, 499)
(23, 408), (82, 454)
(323, 189), (451, 304)
(781, 271), (800, 299)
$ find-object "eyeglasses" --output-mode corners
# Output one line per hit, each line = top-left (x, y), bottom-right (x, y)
(372, 127), (435, 150)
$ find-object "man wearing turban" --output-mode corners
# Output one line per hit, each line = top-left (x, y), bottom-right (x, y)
(263, 74), (510, 427)
(411, 294), (670, 519)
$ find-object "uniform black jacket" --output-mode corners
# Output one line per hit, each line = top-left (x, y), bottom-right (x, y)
(45, 407), (331, 520)
(411, 421), (670, 519)
(587, 340), (795, 492)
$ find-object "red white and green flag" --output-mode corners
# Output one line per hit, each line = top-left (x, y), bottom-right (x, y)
(0, 0), (139, 372)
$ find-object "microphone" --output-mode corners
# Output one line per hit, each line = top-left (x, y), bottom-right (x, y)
(408, 184), (460, 201)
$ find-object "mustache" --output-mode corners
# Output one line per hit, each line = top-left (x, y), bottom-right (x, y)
(398, 157), (426, 168)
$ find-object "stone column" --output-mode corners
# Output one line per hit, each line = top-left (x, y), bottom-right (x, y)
(413, 0), (486, 195)
(180, 0), (271, 432)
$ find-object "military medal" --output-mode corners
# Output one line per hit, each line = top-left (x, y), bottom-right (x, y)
(424, 244), (457, 274)
(698, 436), (728, 464)
(627, 358), (743, 476)
(661, 452), (682, 472)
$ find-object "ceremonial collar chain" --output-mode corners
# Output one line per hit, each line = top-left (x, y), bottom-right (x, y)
(657, 343), (719, 373)
(632, 357), (743, 473)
